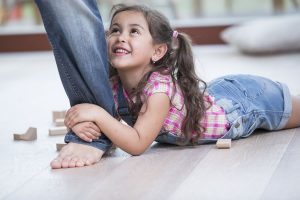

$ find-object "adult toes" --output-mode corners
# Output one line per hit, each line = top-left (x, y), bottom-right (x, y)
(75, 160), (85, 167)
(50, 158), (63, 169)
(61, 157), (72, 168)
(85, 159), (92, 166)
(69, 157), (78, 168)
(85, 155), (99, 166)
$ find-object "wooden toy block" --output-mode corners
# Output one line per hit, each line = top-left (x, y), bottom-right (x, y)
(49, 126), (68, 136)
(14, 127), (37, 141)
(55, 118), (65, 127)
(52, 110), (66, 123)
(216, 139), (231, 149)
(56, 143), (67, 151)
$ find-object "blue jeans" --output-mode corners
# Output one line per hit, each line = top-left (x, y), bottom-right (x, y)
(35, 0), (114, 151)
(207, 74), (292, 140)
(156, 74), (292, 145)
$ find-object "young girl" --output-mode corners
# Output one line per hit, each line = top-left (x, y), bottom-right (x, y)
(63, 4), (300, 167)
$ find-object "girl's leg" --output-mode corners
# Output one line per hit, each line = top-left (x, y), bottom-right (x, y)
(35, 0), (114, 168)
(284, 95), (300, 129)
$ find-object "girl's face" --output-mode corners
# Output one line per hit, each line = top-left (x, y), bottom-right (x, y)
(107, 11), (156, 72)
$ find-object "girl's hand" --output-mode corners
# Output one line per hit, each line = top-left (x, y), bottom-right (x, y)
(64, 103), (103, 128)
(72, 121), (101, 142)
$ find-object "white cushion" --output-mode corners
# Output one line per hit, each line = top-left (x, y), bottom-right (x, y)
(221, 15), (300, 54)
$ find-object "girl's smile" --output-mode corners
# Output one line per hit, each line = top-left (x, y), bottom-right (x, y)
(112, 45), (131, 56)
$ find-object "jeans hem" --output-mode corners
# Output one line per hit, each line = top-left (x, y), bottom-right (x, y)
(64, 132), (112, 152)
(275, 82), (292, 130)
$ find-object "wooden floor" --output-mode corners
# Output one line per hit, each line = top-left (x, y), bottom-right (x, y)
(0, 46), (299, 199)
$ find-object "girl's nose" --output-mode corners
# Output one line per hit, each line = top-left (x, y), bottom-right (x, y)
(117, 33), (126, 43)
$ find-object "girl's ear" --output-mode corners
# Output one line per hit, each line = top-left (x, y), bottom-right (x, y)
(152, 43), (168, 63)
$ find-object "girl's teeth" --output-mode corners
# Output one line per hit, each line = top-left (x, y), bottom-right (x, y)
(116, 49), (128, 53)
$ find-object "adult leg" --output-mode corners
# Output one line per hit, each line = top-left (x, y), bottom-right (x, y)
(35, 0), (115, 168)
(284, 95), (300, 129)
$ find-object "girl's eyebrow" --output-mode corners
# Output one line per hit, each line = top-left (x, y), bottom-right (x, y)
(110, 23), (145, 30)
(129, 24), (145, 30)
(110, 23), (120, 28)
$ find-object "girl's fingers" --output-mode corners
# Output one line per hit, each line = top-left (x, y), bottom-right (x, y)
(79, 133), (93, 142)
(89, 122), (101, 133)
(87, 128), (101, 138)
(65, 108), (80, 127)
(88, 122), (101, 133)
(84, 131), (97, 140)
(65, 108), (73, 121)
(64, 113), (73, 127)
(64, 118), (69, 127)
(66, 115), (78, 128)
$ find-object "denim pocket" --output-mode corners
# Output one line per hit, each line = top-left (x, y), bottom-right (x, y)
(224, 75), (267, 101)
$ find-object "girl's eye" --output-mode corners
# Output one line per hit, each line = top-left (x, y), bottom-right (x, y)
(131, 28), (139, 35)
(109, 28), (120, 34)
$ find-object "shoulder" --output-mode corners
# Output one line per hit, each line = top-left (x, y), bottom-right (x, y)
(144, 71), (174, 98)
(148, 71), (172, 83)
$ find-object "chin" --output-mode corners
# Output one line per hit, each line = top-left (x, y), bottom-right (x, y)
(111, 64), (128, 70)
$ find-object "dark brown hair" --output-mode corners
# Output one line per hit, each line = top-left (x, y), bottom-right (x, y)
(109, 4), (209, 144)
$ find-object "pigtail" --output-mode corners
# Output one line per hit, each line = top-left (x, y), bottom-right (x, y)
(174, 33), (208, 144)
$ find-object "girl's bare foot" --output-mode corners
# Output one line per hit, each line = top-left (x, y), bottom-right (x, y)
(50, 143), (104, 169)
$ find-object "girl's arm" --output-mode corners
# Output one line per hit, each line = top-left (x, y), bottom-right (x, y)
(65, 93), (170, 155)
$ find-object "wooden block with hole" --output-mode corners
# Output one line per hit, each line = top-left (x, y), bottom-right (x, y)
(55, 118), (65, 127)
(216, 139), (231, 149)
(56, 143), (67, 151)
(49, 126), (68, 136)
(52, 110), (66, 123)
(13, 127), (37, 141)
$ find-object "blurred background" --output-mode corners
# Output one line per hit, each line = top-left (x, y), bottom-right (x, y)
(0, 0), (299, 52)
(0, 0), (299, 30)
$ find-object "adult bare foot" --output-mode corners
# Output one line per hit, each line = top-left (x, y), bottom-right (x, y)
(50, 143), (104, 169)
